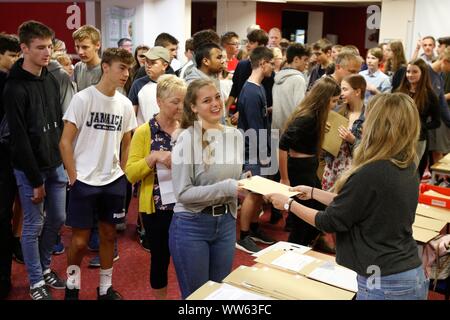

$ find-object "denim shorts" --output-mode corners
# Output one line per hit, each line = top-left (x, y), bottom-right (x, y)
(66, 175), (126, 229)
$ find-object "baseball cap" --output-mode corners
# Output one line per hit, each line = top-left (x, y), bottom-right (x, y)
(144, 46), (170, 63)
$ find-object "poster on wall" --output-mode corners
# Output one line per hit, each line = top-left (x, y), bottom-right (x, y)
(105, 6), (135, 49)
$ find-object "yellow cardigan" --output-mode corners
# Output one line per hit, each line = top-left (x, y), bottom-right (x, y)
(125, 123), (156, 214)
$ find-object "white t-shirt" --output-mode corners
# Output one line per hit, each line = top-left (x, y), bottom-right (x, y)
(137, 81), (159, 126)
(63, 85), (137, 186)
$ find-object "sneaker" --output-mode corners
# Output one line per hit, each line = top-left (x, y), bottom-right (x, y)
(52, 241), (65, 255)
(97, 286), (122, 300)
(64, 287), (79, 300)
(250, 229), (276, 245)
(139, 234), (150, 253)
(30, 285), (52, 300)
(235, 236), (261, 254)
(12, 237), (24, 264)
(88, 250), (120, 268)
(43, 270), (66, 289)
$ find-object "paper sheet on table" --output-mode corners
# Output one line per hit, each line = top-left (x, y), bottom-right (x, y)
(156, 163), (176, 205)
(252, 241), (311, 257)
(308, 261), (358, 292)
(424, 190), (450, 200)
(239, 175), (299, 197)
(322, 111), (348, 157)
(271, 251), (318, 273)
(205, 283), (273, 300)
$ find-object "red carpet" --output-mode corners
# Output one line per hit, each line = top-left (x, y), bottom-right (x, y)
(7, 198), (445, 300)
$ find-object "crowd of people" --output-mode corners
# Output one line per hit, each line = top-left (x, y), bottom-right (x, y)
(0, 20), (449, 300)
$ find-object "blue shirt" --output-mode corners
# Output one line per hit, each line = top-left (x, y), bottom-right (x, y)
(359, 69), (391, 104)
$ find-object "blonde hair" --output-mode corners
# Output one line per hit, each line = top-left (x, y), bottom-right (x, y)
(54, 52), (72, 66)
(334, 93), (420, 193)
(157, 74), (187, 100)
(72, 25), (101, 44)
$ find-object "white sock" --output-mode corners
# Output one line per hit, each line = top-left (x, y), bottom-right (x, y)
(31, 280), (46, 289)
(67, 265), (81, 290)
(99, 267), (113, 295)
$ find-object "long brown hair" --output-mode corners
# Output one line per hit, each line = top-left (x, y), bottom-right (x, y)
(181, 79), (217, 129)
(396, 58), (434, 114)
(334, 93), (420, 192)
(385, 41), (407, 74)
(342, 74), (366, 101)
(284, 77), (341, 153)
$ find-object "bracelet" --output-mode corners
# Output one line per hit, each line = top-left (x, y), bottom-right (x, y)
(311, 187), (314, 199)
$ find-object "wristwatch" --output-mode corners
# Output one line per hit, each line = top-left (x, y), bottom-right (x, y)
(284, 198), (294, 211)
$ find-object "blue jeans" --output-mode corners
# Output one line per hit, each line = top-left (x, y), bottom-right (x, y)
(14, 165), (67, 286)
(356, 265), (429, 300)
(169, 211), (236, 299)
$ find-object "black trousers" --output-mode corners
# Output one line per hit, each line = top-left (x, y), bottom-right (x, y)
(142, 209), (173, 289)
(287, 156), (324, 246)
(0, 144), (16, 281)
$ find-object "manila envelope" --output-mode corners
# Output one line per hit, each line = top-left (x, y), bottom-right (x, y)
(322, 111), (348, 157)
(239, 175), (299, 198)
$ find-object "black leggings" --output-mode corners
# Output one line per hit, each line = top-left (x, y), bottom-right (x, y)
(142, 209), (173, 289)
(287, 156), (324, 246)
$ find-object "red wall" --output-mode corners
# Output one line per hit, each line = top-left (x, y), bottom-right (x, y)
(0, 2), (86, 55)
(256, 3), (369, 56)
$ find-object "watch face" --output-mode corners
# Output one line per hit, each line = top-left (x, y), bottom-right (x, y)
(284, 202), (289, 210)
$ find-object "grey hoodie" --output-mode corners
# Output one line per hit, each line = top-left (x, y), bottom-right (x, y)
(47, 60), (76, 114)
(272, 68), (307, 132)
(184, 66), (221, 93)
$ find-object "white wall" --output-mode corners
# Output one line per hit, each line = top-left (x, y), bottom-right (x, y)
(307, 11), (323, 43)
(379, 0), (415, 57)
(217, 1), (257, 41)
(412, 0), (450, 56)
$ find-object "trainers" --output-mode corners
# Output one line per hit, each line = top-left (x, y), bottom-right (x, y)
(30, 285), (52, 300)
(97, 286), (122, 300)
(250, 229), (276, 245)
(88, 231), (99, 252)
(43, 270), (66, 289)
(64, 287), (79, 300)
(52, 242), (65, 255)
(88, 250), (120, 268)
(235, 236), (261, 254)
(139, 234), (150, 253)
(12, 237), (24, 264)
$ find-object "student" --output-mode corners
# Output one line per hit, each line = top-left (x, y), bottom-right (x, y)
(272, 43), (310, 133)
(268, 27), (282, 48)
(0, 32), (21, 300)
(412, 36), (437, 65)
(72, 25), (102, 91)
(331, 44), (343, 62)
(307, 38), (332, 91)
(385, 40), (407, 89)
(279, 77), (341, 246)
(126, 75), (186, 299)
(359, 47), (391, 104)
(322, 74), (366, 191)
(221, 32), (240, 73)
(123, 44), (149, 95)
(226, 29), (273, 124)
(169, 79), (243, 299)
(185, 42), (224, 89)
(60, 48), (137, 300)
(3, 21), (67, 300)
(54, 52), (75, 78)
(178, 38), (194, 79)
(235, 47), (276, 254)
(136, 47), (170, 126)
(134, 32), (179, 79)
(268, 93), (429, 300)
(396, 58), (440, 176)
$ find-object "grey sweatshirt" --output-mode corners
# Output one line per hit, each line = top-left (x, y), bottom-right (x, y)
(47, 60), (76, 114)
(271, 68), (307, 132)
(171, 125), (243, 217)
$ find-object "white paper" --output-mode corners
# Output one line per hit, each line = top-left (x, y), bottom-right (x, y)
(252, 241), (311, 257)
(308, 262), (358, 292)
(156, 163), (176, 205)
(271, 251), (317, 273)
(205, 283), (273, 300)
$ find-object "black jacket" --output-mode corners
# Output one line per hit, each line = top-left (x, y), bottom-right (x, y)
(3, 58), (63, 187)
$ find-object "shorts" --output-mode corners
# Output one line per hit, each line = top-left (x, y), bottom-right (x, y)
(66, 175), (127, 229)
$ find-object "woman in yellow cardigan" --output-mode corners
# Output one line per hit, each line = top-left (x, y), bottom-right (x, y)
(125, 75), (187, 299)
